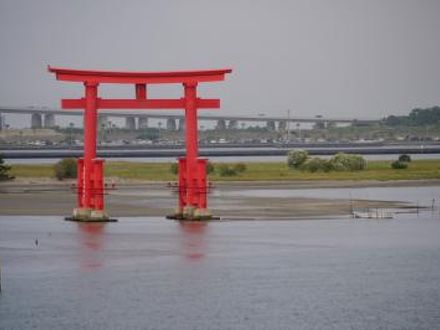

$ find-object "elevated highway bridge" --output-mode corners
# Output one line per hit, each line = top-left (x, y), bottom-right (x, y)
(0, 106), (380, 130)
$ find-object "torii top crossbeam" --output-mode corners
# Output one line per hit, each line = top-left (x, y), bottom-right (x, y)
(48, 66), (232, 84)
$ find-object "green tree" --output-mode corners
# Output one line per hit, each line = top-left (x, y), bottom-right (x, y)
(0, 155), (14, 181)
(303, 157), (331, 173)
(329, 153), (367, 171)
(391, 160), (408, 169)
(287, 150), (308, 169)
(54, 158), (77, 181)
(384, 106), (440, 126)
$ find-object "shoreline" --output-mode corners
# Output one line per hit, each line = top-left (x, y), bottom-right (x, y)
(1, 178), (434, 218)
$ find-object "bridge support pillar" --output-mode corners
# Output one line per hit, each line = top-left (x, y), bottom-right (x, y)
(166, 118), (177, 131)
(98, 114), (109, 128)
(43, 113), (55, 128)
(125, 116), (137, 130)
(266, 120), (276, 131)
(278, 120), (286, 131)
(178, 118), (185, 131)
(138, 116), (149, 129)
(216, 119), (226, 130)
(228, 119), (238, 130)
(31, 113), (43, 129)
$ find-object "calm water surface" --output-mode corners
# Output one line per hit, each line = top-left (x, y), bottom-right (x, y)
(1, 212), (440, 329)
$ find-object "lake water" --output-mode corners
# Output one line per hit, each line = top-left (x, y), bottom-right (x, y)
(1, 211), (440, 329)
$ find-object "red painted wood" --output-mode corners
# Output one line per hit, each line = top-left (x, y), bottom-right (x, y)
(135, 84), (146, 100)
(93, 159), (104, 210)
(77, 158), (84, 208)
(178, 158), (187, 211)
(48, 66), (231, 84)
(61, 98), (220, 109)
(184, 82), (198, 207)
(197, 159), (208, 209)
(83, 82), (98, 208)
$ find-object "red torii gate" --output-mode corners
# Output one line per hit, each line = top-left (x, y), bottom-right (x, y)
(48, 66), (232, 221)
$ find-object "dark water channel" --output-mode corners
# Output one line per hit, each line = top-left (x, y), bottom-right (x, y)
(1, 188), (440, 329)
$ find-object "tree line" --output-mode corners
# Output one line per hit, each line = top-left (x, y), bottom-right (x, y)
(384, 106), (440, 126)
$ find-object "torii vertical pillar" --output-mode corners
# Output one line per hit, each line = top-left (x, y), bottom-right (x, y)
(73, 81), (107, 221)
(174, 82), (211, 219)
(184, 82), (198, 211)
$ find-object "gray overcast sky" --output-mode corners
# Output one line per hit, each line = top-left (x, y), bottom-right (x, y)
(1, 0), (440, 123)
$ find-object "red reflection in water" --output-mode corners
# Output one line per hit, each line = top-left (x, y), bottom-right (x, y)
(77, 223), (106, 271)
(179, 221), (208, 261)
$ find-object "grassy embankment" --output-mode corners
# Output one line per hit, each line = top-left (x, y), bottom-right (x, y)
(9, 159), (440, 182)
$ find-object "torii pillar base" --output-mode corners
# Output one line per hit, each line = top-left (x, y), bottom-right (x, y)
(65, 158), (117, 222)
(65, 209), (117, 223)
(166, 209), (220, 221)
(166, 157), (219, 221)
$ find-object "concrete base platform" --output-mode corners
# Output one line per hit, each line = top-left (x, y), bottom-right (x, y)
(166, 207), (220, 221)
(65, 208), (118, 222)
(166, 206), (220, 221)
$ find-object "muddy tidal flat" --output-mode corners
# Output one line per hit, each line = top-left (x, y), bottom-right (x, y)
(1, 179), (438, 218)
